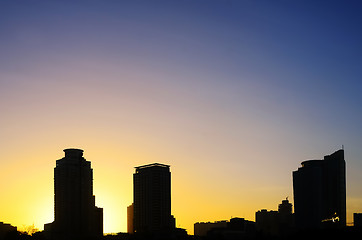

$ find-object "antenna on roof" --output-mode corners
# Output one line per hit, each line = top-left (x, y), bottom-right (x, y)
(342, 145), (344, 150)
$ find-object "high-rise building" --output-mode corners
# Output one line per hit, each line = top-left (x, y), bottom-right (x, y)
(133, 163), (174, 233)
(293, 149), (346, 229)
(44, 149), (103, 240)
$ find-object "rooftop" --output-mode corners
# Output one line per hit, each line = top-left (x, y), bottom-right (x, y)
(135, 163), (170, 170)
(300, 159), (323, 168)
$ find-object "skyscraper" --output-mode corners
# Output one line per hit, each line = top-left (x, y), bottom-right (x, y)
(45, 149), (103, 240)
(293, 149), (346, 229)
(133, 163), (175, 233)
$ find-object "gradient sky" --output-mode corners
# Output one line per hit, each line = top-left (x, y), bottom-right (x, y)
(1, 0), (362, 234)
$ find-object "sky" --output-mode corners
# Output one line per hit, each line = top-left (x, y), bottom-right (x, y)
(1, 0), (362, 234)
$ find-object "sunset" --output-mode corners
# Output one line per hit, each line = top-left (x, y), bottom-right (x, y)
(1, 0), (362, 238)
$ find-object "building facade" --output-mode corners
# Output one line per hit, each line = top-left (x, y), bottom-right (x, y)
(133, 163), (174, 233)
(0, 222), (17, 239)
(127, 204), (134, 233)
(45, 149), (103, 240)
(195, 218), (255, 238)
(194, 221), (228, 237)
(293, 149), (346, 229)
(256, 210), (279, 236)
(354, 213), (362, 228)
(255, 198), (294, 237)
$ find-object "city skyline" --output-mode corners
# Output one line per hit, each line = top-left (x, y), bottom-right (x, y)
(1, 0), (362, 235)
(0, 147), (358, 236)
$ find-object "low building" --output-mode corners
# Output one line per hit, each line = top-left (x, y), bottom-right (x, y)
(206, 218), (256, 240)
(256, 198), (294, 237)
(256, 210), (279, 236)
(0, 222), (17, 239)
(194, 218), (255, 238)
(194, 221), (228, 236)
(354, 213), (362, 228)
(127, 204), (134, 233)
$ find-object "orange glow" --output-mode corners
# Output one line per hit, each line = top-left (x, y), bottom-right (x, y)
(0, 141), (358, 234)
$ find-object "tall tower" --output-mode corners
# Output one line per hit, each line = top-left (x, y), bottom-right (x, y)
(133, 163), (174, 233)
(293, 149), (346, 229)
(45, 149), (103, 240)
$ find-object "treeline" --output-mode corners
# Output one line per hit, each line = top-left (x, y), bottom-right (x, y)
(3, 227), (362, 240)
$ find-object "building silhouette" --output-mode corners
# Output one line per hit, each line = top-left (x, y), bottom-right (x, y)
(278, 198), (294, 234)
(195, 218), (255, 239)
(44, 149), (103, 240)
(127, 204), (134, 233)
(354, 213), (362, 228)
(194, 221), (228, 237)
(255, 198), (294, 237)
(255, 210), (279, 236)
(0, 222), (17, 239)
(278, 198), (293, 215)
(293, 149), (346, 229)
(133, 163), (175, 233)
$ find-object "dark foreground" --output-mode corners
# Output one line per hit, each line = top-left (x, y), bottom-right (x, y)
(2, 227), (362, 240)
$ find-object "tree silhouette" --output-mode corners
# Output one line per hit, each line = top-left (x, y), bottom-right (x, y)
(21, 224), (39, 236)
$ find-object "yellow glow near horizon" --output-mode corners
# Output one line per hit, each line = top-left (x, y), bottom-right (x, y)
(0, 143), (359, 235)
